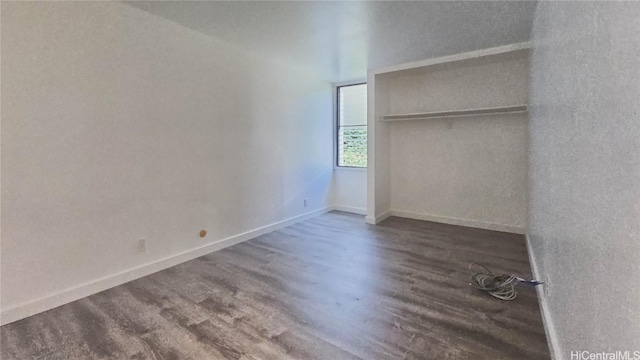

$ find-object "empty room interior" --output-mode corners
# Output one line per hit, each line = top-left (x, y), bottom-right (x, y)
(1, 1), (639, 359)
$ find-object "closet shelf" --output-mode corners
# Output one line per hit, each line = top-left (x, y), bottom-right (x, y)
(380, 105), (528, 122)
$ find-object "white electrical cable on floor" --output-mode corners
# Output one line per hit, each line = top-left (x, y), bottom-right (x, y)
(468, 263), (544, 301)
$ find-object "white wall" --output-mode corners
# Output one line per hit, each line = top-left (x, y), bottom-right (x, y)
(332, 169), (367, 214)
(366, 73), (393, 224)
(529, 2), (640, 358)
(373, 51), (529, 232)
(1, 1), (333, 324)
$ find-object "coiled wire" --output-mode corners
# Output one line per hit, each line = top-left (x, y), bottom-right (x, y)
(468, 263), (537, 301)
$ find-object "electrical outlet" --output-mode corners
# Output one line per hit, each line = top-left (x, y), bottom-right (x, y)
(138, 238), (146, 253)
(304, 198), (308, 207)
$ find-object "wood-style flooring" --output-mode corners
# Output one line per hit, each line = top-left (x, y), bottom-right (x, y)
(0, 211), (550, 359)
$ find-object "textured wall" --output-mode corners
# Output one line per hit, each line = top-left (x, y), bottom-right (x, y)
(377, 52), (529, 232)
(1, 1), (333, 320)
(529, 2), (640, 358)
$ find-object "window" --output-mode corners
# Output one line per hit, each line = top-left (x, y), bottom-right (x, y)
(337, 83), (367, 167)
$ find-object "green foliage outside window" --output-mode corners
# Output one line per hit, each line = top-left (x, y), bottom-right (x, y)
(338, 126), (367, 167)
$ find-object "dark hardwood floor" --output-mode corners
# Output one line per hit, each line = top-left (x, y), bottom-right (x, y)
(0, 211), (550, 359)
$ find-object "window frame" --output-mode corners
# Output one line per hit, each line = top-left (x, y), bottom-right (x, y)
(335, 82), (367, 169)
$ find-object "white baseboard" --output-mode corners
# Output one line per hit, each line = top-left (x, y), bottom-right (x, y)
(389, 209), (525, 234)
(0, 206), (333, 326)
(525, 233), (561, 360)
(332, 205), (367, 215)
(365, 210), (391, 224)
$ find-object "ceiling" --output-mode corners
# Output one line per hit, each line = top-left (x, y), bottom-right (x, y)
(125, 1), (537, 83)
